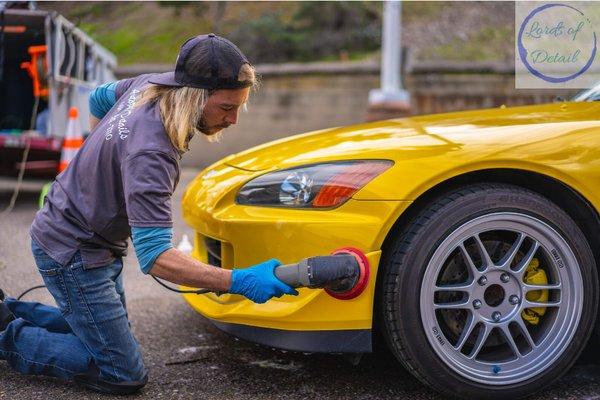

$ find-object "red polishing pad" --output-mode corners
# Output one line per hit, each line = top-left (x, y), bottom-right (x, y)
(325, 247), (370, 300)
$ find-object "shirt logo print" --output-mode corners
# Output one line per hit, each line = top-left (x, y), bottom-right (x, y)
(105, 89), (140, 141)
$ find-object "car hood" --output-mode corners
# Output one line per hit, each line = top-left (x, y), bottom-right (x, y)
(223, 102), (600, 172)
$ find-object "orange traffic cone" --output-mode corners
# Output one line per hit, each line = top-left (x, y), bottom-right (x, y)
(58, 107), (84, 173)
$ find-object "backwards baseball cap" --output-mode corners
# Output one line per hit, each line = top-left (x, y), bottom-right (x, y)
(148, 33), (253, 90)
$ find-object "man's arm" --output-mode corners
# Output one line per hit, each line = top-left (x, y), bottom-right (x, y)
(129, 225), (231, 291)
(149, 248), (232, 291)
(149, 249), (297, 303)
(131, 227), (296, 302)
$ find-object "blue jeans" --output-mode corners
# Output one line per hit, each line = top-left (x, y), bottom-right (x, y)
(0, 239), (147, 383)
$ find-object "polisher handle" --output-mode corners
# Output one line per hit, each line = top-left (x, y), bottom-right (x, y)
(274, 261), (309, 288)
(274, 254), (360, 289)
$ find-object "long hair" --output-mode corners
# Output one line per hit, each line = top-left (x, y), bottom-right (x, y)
(136, 63), (258, 152)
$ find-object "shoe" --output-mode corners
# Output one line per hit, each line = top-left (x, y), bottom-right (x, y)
(0, 303), (14, 332)
(0, 290), (14, 331)
(74, 363), (148, 395)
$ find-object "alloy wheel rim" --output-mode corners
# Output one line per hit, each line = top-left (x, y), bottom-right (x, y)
(419, 212), (583, 385)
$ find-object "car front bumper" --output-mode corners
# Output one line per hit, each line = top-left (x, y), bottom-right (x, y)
(181, 164), (409, 352)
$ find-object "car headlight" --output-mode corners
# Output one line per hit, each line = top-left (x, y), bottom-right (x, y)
(236, 160), (393, 208)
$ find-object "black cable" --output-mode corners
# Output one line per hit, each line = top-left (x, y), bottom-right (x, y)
(16, 277), (211, 301)
(151, 275), (212, 295)
(17, 284), (46, 300)
(17, 258), (212, 301)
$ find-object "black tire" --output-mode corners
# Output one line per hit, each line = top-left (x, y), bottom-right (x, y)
(378, 183), (598, 399)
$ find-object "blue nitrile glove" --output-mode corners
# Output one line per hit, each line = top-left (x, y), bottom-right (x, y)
(229, 258), (299, 304)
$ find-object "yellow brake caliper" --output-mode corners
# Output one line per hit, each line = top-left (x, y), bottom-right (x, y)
(521, 258), (549, 325)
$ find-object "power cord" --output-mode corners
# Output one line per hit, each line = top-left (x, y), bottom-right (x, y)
(15, 275), (212, 301)
(151, 275), (212, 295)
(16, 284), (46, 301)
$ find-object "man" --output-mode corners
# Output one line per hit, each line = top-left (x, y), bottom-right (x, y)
(0, 34), (297, 394)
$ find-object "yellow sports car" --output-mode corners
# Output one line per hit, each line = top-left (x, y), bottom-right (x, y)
(181, 85), (600, 399)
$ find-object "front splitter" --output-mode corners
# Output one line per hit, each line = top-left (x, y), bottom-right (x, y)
(210, 319), (372, 353)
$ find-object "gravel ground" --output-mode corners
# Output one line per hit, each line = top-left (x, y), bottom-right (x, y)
(1, 170), (600, 400)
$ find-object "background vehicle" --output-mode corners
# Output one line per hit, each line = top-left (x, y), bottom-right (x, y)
(573, 81), (600, 102)
(0, 7), (116, 178)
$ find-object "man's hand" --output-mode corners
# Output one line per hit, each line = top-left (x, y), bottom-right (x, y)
(229, 259), (299, 304)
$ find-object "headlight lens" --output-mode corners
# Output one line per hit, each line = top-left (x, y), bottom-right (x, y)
(236, 160), (393, 208)
(279, 170), (314, 205)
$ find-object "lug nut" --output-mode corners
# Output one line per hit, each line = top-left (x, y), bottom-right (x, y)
(478, 276), (488, 286)
(509, 295), (520, 305)
(492, 311), (502, 322)
(473, 299), (482, 309)
(500, 273), (510, 283)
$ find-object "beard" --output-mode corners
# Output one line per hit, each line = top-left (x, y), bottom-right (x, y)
(197, 116), (227, 136)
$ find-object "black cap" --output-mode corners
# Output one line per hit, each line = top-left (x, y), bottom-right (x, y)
(148, 33), (252, 90)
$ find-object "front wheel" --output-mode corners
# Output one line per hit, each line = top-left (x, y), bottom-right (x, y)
(379, 184), (598, 399)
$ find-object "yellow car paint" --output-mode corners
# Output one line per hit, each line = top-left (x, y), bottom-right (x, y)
(181, 101), (600, 332)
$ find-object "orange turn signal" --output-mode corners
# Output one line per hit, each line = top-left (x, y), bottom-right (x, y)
(312, 161), (391, 207)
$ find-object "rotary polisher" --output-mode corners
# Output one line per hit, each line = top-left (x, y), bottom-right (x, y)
(274, 247), (370, 299)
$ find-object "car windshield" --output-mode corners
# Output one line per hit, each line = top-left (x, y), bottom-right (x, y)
(572, 82), (600, 101)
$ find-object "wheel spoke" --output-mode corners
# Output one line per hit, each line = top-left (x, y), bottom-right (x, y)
(434, 299), (471, 310)
(458, 243), (481, 278)
(500, 325), (522, 358)
(513, 240), (540, 277)
(498, 233), (525, 269)
(435, 282), (473, 293)
(454, 313), (477, 351)
(514, 317), (537, 350)
(523, 282), (561, 292)
(468, 323), (491, 359)
(474, 234), (494, 269)
(523, 299), (561, 308)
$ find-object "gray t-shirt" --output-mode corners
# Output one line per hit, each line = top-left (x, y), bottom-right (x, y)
(31, 74), (181, 267)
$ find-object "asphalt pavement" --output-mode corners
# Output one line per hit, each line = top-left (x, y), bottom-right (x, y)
(1, 170), (600, 400)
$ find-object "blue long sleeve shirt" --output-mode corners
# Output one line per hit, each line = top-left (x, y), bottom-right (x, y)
(89, 81), (119, 119)
(131, 227), (173, 274)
